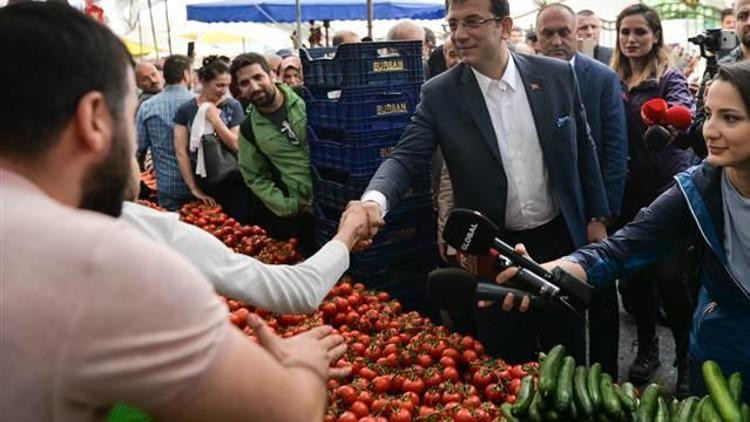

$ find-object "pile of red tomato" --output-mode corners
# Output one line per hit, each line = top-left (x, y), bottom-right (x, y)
(158, 200), (540, 422)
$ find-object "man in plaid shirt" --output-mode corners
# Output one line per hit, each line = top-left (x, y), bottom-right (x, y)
(136, 55), (196, 210)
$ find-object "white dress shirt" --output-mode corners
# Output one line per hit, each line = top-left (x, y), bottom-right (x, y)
(120, 201), (350, 314)
(363, 56), (560, 229)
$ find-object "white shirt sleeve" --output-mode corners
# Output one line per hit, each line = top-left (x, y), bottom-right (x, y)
(120, 202), (350, 314)
(360, 190), (388, 217)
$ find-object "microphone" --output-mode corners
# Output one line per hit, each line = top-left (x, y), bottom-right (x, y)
(641, 98), (668, 126)
(426, 268), (540, 311)
(443, 209), (592, 310)
(665, 105), (692, 131)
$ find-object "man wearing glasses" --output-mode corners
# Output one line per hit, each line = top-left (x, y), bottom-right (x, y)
(233, 53), (314, 254)
(348, 0), (610, 363)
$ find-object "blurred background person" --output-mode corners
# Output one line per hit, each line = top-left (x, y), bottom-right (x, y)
(722, 7), (736, 30)
(174, 56), (251, 222)
(610, 3), (696, 395)
(510, 26), (524, 44)
(332, 30), (360, 46)
(576, 9), (613, 65)
(279, 55), (303, 88)
(135, 61), (164, 108)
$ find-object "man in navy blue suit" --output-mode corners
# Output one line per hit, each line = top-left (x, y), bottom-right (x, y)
(345, 0), (611, 363)
(537, 3), (627, 376)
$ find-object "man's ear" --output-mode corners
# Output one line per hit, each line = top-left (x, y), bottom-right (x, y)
(74, 91), (112, 157)
(500, 16), (514, 40)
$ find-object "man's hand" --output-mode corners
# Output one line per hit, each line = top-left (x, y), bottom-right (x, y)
(587, 220), (607, 243)
(335, 202), (373, 251)
(340, 200), (384, 250)
(190, 187), (217, 206)
(247, 314), (350, 380)
(485, 243), (533, 313)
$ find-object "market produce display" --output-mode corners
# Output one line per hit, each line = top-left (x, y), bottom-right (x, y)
(109, 201), (749, 422)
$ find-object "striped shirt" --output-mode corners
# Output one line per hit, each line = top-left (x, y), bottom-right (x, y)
(136, 85), (195, 197)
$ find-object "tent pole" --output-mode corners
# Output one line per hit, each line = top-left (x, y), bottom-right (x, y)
(147, 0), (160, 59)
(165, 0), (173, 55)
(296, 0), (302, 47)
(367, 0), (373, 38)
(138, 9), (144, 57)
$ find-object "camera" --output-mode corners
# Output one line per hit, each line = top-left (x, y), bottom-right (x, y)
(688, 29), (738, 55)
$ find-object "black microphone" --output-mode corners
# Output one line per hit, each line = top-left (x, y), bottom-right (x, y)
(443, 208), (592, 309)
(443, 209), (562, 297)
(426, 268), (540, 311)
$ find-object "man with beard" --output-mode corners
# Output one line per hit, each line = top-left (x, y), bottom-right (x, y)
(1, 3), (348, 421)
(234, 53), (314, 253)
(536, 2), (627, 377)
(135, 61), (164, 107)
(136, 54), (195, 210)
(720, 0), (750, 66)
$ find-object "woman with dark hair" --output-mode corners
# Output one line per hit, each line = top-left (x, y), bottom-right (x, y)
(500, 60), (750, 400)
(610, 4), (696, 392)
(174, 56), (251, 222)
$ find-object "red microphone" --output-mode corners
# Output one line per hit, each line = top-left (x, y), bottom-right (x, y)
(664, 105), (692, 131)
(641, 98), (668, 126)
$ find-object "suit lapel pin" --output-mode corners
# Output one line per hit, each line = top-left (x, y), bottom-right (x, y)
(556, 115), (571, 128)
(530, 82), (541, 91)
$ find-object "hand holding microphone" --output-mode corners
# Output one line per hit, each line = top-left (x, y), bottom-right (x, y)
(640, 98), (693, 150)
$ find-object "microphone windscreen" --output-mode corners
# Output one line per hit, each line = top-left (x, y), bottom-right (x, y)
(641, 98), (668, 125)
(425, 268), (477, 311)
(443, 209), (499, 255)
(665, 105), (692, 130)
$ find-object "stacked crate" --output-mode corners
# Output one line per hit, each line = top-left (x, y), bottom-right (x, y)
(302, 41), (436, 313)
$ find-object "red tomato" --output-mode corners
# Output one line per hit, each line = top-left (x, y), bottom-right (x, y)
(471, 369), (495, 390)
(371, 376), (390, 394)
(402, 378), (425, 395)
(460, 336), (475, 350)
(443, 366), (460, 382)
(453, 408), (476, 422)
(439, 356), (457, 368)
(416, 354), (433, 368)
(442, 347), (460, 361)
(505, 394), (516, 404)
(509, 378), (522, 396)
(388, 408), (411, 422)
(509, 365), (527, 379)
(349, 401), (369, 418)
(461, 349), (478, 365)
(358, 366), (378, 380)
(423, 389), (442, 407)
(336, 411), (358, 422)
(337, 385), (357, 405)
(356, 391), (373, 408)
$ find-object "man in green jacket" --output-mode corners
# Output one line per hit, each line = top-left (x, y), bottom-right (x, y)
(235, 53), (313, 253)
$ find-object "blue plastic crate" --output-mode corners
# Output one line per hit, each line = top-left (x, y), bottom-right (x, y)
(311, 164), (432, 211)
(305, 83), (420, 133)
(308, 128), (403, 177)
(301, 41), (424, 93)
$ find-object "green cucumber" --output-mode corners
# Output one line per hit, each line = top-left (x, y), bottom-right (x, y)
(701, 398), (723, 422)
(555, 356), (575, 411)
(528, 391), (543, 422)
(539, 345), (566, 397)
(654, 396), (669, 422)
(675, 396), (698, 422)
(636, 383), (661, 422)
(670, 397), (680, 419)
(588, 362), (603, 411)
(600, 373), (622, 417)
(512, 375), (534, 416)
(543, 408), (560, 421)
(703, 360), (742, 422)
(574, 365), (594, 417)
(616, 383), (637, 413)
(728, 373), (743, 405)
(693, 396), (709, 422)
(501, 402), (519, 422)
(741, 403), (749, 422)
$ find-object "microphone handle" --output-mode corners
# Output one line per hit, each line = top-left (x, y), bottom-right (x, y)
(495, 256), (561, 298)
(475, 283), (540, 307)
(491, 238), (554, 281)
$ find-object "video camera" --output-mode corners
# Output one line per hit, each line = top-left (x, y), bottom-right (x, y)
(689, 29), (738, 58)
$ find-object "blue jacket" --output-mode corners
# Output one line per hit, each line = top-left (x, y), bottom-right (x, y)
(573, 53), (628, 215)
(570, 162), (750, 399)
(367, 54), (610, 248)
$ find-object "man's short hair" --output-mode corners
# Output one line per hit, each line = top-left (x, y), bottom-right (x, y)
(721, 8), (734, 20)
(231, 52), (271, 77)
(537, 2), (576, 25)
(449, 0), (509, 18)
(576, 9), (597, 18)
(162, 55), (192, 85)
(424, 27), (436, 45)
(0, 2), (133, 158)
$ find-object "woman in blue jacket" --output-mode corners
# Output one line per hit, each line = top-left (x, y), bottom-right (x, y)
(514, 60), (750, 400)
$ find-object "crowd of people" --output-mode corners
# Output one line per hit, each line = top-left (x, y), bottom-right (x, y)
(2, 0), (750, 420)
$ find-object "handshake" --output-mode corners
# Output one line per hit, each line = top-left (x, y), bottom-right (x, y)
(333, 200), (385, 251)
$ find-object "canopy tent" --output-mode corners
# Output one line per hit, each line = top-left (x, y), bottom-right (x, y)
(186, 0), (445, 23)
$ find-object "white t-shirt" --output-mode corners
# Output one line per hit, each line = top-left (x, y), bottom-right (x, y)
(120, 201), (350, 314)
(1, 170), (230, 421)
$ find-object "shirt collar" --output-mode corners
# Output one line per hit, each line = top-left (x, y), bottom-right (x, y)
(471, 52), (520, 95)
(164, 85), (189, 93)
(569, 54), (576, 67)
